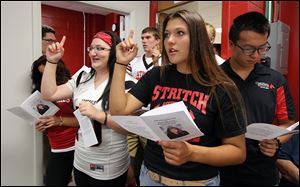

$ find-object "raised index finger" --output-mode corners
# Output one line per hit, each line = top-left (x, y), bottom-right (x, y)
(60, 36), (66, 47)
(128, 30), (134, 39)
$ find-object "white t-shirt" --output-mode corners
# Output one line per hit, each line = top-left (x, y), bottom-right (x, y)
(127, 54), (162, 80)
(215, 54), (225, 65)
(66, 72), (133, 180)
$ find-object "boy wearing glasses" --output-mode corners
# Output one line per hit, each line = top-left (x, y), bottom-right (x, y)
(220, 12), (296, 185)
(42, 25), (56, 55)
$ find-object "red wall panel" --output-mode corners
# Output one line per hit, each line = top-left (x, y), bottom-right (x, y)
(279, 1), (299, 120)
(250, 1), (265, 10)
(42, 5), (84, 75)
(105, 13), (123, 37)
(221, 1), (264, 59)
(42, 5), (117, 75)
(150, 1), (158, 27)
(84, 13), (106, 67)
(105, 13), (117, 31)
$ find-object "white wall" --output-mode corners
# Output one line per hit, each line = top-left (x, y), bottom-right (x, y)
(1, 1), (45, 185)
(1, 1), (149, 185)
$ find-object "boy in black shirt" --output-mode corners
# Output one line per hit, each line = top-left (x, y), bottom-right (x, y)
(220, 11), (296, 186)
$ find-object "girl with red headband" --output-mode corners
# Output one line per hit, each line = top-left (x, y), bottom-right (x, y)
(41, 31), (136, 186)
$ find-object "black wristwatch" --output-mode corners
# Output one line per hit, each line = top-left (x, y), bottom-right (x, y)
(275, 138), (282, 149)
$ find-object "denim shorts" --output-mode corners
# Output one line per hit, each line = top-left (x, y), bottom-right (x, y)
(139, 163), (220, 186)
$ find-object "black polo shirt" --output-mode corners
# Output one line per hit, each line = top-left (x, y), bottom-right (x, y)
(220, 59), (296, 185)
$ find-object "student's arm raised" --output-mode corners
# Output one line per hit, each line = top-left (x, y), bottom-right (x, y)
(41, 36), (73, 102)
(110, 30), (143, 115)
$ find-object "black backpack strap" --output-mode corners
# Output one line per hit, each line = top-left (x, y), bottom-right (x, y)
(76, 71), (85, 87)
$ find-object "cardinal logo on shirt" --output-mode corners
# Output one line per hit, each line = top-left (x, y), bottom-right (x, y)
(255, 81), (275, 90)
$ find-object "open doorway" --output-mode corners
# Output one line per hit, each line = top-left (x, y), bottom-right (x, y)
(41, 1), (127, 76)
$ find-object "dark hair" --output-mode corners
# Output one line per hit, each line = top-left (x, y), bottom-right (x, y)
(229, 11), (270, 44)
(161, 10), (247, 127)
(76, 31), (121, 111)
(42, 25), (56, 38)
(142, 27), (160, 40)
(31, 55), (70, 93)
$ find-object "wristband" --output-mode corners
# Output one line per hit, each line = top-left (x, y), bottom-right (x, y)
(47, 60), (58, 64)
(115, 61), (127, 67)
(275, 138), (281, 149)
(103, 112), (108, 126)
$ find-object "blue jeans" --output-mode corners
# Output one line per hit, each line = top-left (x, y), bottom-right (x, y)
(139, 163), (220, 186)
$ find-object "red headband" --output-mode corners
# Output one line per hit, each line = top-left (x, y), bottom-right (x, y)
(93, 32), (112, 46)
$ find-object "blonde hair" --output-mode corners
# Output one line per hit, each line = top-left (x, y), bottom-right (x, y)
(205, 22), (216, 43)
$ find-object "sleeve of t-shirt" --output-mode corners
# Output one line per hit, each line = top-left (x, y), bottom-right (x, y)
(214, 87), (247, 138)
(66, 71), (89, 93)
(66, 76), (76, 92)
(277, 134), (298, 161)
(126, 58), (136, 76)
(125, 73), (137, 92)
(275, 74), (296, 121)
(128, 67), (160, 106)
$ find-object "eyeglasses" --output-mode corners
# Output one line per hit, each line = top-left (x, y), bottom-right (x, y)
(42, 38), (56, 44)
(87, 46), (111, 53)
(235, 42), (271, 56)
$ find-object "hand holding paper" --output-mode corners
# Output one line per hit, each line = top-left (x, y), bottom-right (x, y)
(111, 101), (204, 141)
(73, 109), (98, 147)
(245, 121), (299, 141)
(7, 91), (59, 125)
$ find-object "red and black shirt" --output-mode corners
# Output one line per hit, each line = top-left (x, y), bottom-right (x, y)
(47, 99), (79, 151)
(220, 59), (296, 185)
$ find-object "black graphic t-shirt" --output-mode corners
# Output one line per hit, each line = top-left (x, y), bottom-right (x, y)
(129, 65), (246, 180)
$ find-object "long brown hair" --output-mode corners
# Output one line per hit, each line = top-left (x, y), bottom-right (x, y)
(161, 10), (247, 127)
(31, 55), (70, 93)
